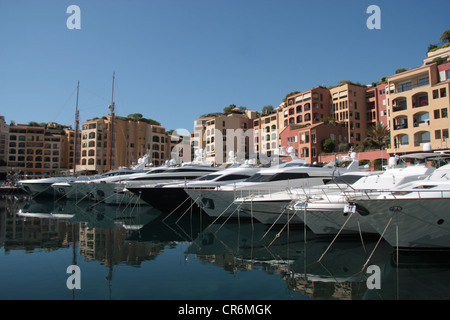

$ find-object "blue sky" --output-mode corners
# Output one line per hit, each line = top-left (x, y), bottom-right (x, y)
(0, 0), (449, 131)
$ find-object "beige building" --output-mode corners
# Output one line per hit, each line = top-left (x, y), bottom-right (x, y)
(386, 60), (450, 154)
(191, 115), (215, 158)
(253, 107), (283, 157)
(7, 124), (67, 177)
(329, 83), (368, 147)
(79, 116), (172, 173)
(193, 110), (257, 165)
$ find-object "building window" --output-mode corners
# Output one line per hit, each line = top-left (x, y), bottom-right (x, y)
(434, 109), (441, 119)
(398, 81), (412, 92)
(433, 89), (439, 99)
(435, 130), (442, 139)
(418, 77), (430, 87)
(443, 129), (449, 139)
(442, 108), (448, 118)
(441, 88), (447, 98)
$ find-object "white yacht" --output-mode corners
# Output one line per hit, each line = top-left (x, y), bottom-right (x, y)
(347, 161), (450, 250)
(232, 152), (363, 225)
(187, 153), (361, 220)
(124, 161), (224, 211)
(236, 170), (372, 226)
(51, 168), (146, 201)
(293, 154), (438, 237)
(51, 153), (161, 203)
(18, 175), (78, 198)
(145, 161), (262, 214)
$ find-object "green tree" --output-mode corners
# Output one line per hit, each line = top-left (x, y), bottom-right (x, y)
(322, 138), (335, 153)
(283, 91), (300, 102)
(127, 113), (143, 121)
(261, 105), (273, 115)
(364, 122), (390, 150)
(440, 29), (450, 44)
(223, 104), (237, 113)
(395, 68), (407, 74)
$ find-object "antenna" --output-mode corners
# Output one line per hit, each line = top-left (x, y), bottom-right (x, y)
(109, 72), (115, 171)
(73, 80), (80, 175)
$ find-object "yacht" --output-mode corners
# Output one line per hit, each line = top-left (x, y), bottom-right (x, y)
(347, 161), (450, 250)
(20, 152), (151, 199)
(293, 153), (438, 237)
(125, 161), (224, 211)
(51, 168), (146, 201)
(235, 170), (372, 226)
(51, 153), (157, 203)
(140, 161), (261, 214)
(186, 153), (361, 221)
(18, 175), (78, 198)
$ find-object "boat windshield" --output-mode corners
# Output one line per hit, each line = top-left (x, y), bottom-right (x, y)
(326, 174), (365, 185)
(245, 172), (310, 183)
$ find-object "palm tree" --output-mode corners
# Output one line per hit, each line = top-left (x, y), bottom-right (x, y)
(440, 29), (450, 44)
(364, 122), (390, 150)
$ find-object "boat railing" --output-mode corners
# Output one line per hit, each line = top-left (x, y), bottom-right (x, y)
(345, 187), (450, 201)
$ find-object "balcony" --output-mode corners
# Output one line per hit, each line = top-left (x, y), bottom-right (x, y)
(393, 115), (408, 131)
(413, 112), (430, 127)
(394, 123), (408, 130)
(392, 97), (407, 112)
(393, 76), (430, 94)
(414, 131), (431, 147)
(394, 134), (409, 149)
(412, 92), (429, 108)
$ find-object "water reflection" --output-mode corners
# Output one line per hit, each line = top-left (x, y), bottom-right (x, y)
(1, 195), (450, 300)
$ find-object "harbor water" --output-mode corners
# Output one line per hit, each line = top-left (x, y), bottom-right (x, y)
(1, 195), (450, 301)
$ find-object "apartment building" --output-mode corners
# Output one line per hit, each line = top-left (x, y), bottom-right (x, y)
(365, 82), (388, 127)
(0, 116), (8, 179)
(191, 115), (215, 158)
(280, 121), (347, 164)
(79, 115), (172, 173)
(59, 128), (80, 172)
(7, 124), (65, 177)
(194, 109), (257, 165)
(282, 86), (331, 130)
(329, 83), (368, 147)
(386, 60), (450, 154)
(253, 107), (283, 157)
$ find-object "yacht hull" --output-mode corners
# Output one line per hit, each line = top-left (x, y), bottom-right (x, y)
(352, 198), (450, 249)
(299, 202), (378, 237)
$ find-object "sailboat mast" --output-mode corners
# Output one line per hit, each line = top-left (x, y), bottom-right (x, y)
(109, 72), (115, 171)
(73, 81), (80, 175)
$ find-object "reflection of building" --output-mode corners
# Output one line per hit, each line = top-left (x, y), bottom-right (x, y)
(78, 223), (165, 266)
(282, 274), (367, 300)
(0, 205), (73, 252)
